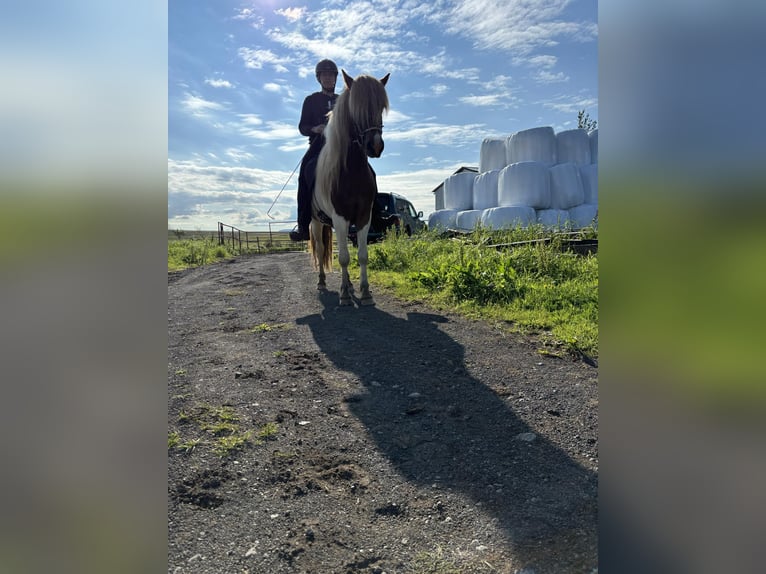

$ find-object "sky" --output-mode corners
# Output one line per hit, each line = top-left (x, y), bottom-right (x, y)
(168, 0), (597, 231)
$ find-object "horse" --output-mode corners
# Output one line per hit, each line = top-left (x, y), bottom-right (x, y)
(308, 69), (390, 306)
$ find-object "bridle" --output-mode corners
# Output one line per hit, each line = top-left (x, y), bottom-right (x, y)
(352, 125), (384, 148)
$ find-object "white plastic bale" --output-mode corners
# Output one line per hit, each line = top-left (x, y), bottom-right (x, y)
(479, 138), (508, 173)
(549, 163), (585, 209)
(556, 129), (591, 165)
(456, 210), (483, 231)
(428, 209), (458, 231)
(536, 209), (570, 230)
(568, 203), (598, 229)
(473, 169), (500, 211)
(580, 163), (598, 204)
(443, 172), (475, 211)
(506, 127), (557, 166)
(480, 206), (537, 230)
(588, 129), (598, 164)
(498, 161), (551, 209)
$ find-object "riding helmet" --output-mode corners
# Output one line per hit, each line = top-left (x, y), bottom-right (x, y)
(315, 59), (338, 79)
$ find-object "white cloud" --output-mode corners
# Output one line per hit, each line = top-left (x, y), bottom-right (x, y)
(541, 94), (598, 114)
(438, 0), (597, 54)
(240, 120), (300, 141)
(238, 114), (264, 126)
(238, 47), (292, 71)
(205, 78), (233, 88)
(181, 93), (225, 116)
(386, 122), (487, 147)
(275, 7), (306, 22)
(533, 70), (569, 84)
(264, 82), (282, 92)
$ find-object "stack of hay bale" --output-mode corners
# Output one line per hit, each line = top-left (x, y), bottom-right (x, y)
(428, 126), (598, 231)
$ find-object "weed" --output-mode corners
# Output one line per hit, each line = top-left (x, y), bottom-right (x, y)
(168, 431), (181, 449)
(179, 438), (201, 453)
(251, 322), (288, 333)
(214, 431), (253, 457)
(174, 369), (186, 376)
(257, 422), (279, 439)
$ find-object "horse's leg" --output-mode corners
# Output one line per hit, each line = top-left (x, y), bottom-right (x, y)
(310, 219), (326, 290)
(356, 223), (375, 306)
(333, 218), (353, 305)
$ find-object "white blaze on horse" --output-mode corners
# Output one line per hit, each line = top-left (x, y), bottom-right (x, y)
(309, 70), (390, 306)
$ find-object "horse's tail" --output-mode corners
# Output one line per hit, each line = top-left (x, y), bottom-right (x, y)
(320, 224), (333, 273)
(308, 222), (333, 273)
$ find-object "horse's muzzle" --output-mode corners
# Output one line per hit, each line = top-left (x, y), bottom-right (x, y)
(367, 136), (384, 158)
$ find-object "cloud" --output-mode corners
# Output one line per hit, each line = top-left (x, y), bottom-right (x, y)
(386, 122), (488, 147)
(438, 0), (597, 54)
(275, 7), (306, 22)
(238, 47), (292, 71)
(459, 94), (503, 107)
(239, 120), (300, 142)
(533, 70), (569, 84)
(541, 94), (598, 114)
(204, 78), (233, 88)
(181, 93), (225, 116)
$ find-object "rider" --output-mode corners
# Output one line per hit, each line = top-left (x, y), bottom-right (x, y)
(289, 59), (339, 242)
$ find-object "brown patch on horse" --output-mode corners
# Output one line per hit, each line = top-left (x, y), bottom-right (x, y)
(330, 147), (377, 228)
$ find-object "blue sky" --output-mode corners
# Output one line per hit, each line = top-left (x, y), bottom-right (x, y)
(169, 0), (597, 231)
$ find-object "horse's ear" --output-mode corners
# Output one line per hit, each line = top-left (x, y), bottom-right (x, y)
(379, 73), (390, 87)
(342, 69), (354, 89)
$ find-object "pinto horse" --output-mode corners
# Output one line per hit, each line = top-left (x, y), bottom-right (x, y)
(309, 70), (390, 306)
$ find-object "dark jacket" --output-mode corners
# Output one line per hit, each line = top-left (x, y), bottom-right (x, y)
(299, 92), (338, 146)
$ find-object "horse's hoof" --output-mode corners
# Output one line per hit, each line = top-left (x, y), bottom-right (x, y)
(360, 296), (375, 306)
(339, 297), (353, 306)
(317, 283), (327, 292)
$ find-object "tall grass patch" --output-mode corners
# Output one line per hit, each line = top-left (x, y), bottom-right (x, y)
(168, 235), (234, 271)
(366, 227), (598, 357)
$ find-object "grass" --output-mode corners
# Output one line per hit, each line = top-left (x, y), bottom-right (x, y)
(167, 234), (235, 271)
(168, 229), (303, 271)
(358, 226), (598, 358)
(168, 402), (279, 457)
(407, 546), (501, 573)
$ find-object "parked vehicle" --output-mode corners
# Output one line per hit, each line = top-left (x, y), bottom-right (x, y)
(349, 192), (426, 246)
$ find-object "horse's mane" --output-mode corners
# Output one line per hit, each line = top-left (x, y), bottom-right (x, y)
(317, 75), (389, 197)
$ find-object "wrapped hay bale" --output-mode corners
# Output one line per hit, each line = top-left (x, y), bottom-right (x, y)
(428, 209), (458, 231)
(556, 128), (591, 165)
(568, 203), (598, 229)
(506, 126), (557, 166)
(580, 163), (598, 204)
(498, 161), (551, 209)
(443, 172), (475, 211)
(550, 162), (585, 209)
(536, 209), (570, 230)
(473, 169), (500, 211)
(588, 129), (598, 164)
(479, 137), (508, 173)
(456, 210), (483, 231)
(480, 206), (537, 230)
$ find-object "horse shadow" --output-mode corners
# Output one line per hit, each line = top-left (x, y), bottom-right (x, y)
(297, 292), (597, 568)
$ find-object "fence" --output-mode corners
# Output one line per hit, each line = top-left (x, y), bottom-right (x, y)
(217, 221), (307, 254)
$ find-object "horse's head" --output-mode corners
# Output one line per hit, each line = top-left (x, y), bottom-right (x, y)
(342, 70), (390, 159)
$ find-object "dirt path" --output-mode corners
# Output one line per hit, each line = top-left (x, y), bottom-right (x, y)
(168, 252), (598, 573)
